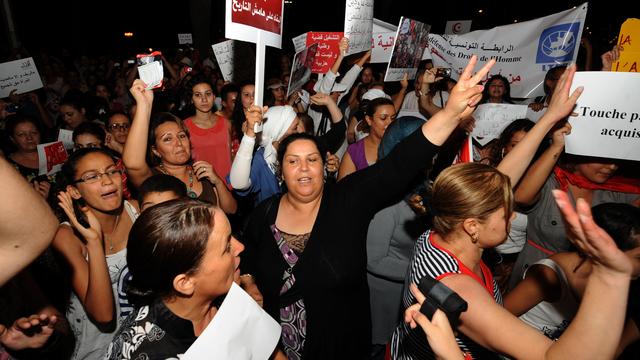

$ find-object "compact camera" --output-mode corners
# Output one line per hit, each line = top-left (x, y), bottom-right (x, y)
(435, 68), (452, 78)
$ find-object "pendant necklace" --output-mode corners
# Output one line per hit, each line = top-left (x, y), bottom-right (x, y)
(105, 214), (121, 252)
(159, 164), (197, 198)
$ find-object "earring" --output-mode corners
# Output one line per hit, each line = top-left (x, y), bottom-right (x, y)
(471, 233), (479, 244)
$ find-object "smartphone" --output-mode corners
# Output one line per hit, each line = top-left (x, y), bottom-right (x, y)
(436, 68), (452, 78)
(418, 276), (468, 327)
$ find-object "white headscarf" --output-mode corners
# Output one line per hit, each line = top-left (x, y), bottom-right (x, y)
(361, 88), (392, 101)
(260, 105), (297, 173)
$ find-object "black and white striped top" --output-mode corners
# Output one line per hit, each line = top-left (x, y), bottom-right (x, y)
(391, 230), (503, 360)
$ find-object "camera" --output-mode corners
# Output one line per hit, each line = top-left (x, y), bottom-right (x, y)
(418, 276), (468, 327)
(127, 59), (135, 65)
(435, 68), (452, 78)
(6, 103), (20, 113)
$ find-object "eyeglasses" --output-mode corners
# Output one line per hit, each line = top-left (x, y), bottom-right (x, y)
(74, 168), (123, 184)
(108, 123), (130, 131)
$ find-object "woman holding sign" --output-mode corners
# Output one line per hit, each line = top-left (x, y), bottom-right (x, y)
(122, 80), (237, 214)
(240, 56), (496, 360)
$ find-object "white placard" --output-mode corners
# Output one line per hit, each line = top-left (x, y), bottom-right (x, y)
(57, 129), (74, 150)
(137, 61), (163, 90)
(371, 32), (396, 63)
(373, 18), (396, 33)
(178, 33), (193, 44)
(37, 141), (68, 176)
(472, 103), (529, 145)
(445, 20), (472, 35)
(566, 71), (640, 161)
(343, 0), (374, 55)
(225, 0), (284, 49)
(0, 57), (43, 98)
(182, 283), (280, 360)
(292, 32), (308, 53)
(212, 40), (235, 82)
(424, 3), (587, 98)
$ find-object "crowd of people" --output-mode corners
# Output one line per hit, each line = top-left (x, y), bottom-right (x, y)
(0, 25), (638, 360)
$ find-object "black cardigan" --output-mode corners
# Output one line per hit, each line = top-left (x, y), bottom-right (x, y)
(241, 128), (439, 359)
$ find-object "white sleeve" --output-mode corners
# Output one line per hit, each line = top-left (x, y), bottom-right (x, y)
(229, 135), (256, 190)
(337, 64), (362, 104)
(318, 70), (338, 94)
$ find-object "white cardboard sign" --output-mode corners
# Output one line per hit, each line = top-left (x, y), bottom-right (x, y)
(212, 40), (236, 82)
(566, 71), (640, 161)
(471, 103), (529, 146)
(343, 0), (374, 55)
(0, 57), (43, 98)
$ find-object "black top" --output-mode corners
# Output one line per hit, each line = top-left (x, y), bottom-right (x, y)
(241, 128), (439, 359)
(105, 300), (197, 359)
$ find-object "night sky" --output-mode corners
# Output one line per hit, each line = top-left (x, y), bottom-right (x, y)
(0, 0), (629, 62)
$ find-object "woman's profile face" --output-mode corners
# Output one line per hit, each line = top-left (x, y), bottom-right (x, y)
(240, 85), (255, 111)
(60, 104), (86, 129)
(188, 209), (244, 298)
(503, 130), (527, 156)
(574, 162), (618, 184)
(366, 104), (396, 140)
(281, 139), (325, 202)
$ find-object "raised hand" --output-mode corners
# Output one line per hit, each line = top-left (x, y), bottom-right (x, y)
(57, 191), (102, 244)
(243, 104), (267, 137)
(129, 79), (154, 110)
(550, 121), (572, 148)
(544, 64), (583, 123)
(338, 37), (349, 56)
(193, 160), (223, 187)
(0, 313), (58, 351)
(601, 45), (622, 71)
(552, 190), (633, 277)
(445, 56), (495, 119)
(309, 92), (335, 107)
(404, 284), (465, 360)
(325, 152), (340, 173)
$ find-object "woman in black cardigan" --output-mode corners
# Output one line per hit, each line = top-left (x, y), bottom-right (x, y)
(240, 56), (496, 359)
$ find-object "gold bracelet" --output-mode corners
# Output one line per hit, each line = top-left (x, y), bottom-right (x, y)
(240, 273), (255, 280)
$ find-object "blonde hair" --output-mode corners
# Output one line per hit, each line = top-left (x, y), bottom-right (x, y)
(430, 163), (513, 235)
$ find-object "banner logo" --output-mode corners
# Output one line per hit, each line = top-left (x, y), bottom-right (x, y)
(536, 22), (580, 63)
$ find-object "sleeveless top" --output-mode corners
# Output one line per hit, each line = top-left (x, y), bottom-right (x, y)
(519, 259), (578, 339)
(66, 201), (139, 360)
(346, 138), (370, 171)
(184, 116), (232, 184)
(391, 230), (502, 360)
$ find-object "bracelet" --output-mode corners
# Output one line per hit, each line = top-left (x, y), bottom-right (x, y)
(240, 273), (255, 281)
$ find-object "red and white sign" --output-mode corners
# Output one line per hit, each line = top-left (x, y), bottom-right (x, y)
(445, 20), (472, 35)
(225, 0), (284, 48)
(37, 141), (68, 175)
(306, 32), (343, 73)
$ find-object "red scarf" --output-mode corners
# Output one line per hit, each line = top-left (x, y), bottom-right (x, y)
(553, 166), (640, 194)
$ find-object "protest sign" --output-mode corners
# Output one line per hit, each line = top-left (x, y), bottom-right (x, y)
(37, 141), (68, 176)
(306, 32), (343, 73)
(178, 33), (193, 44)
(183, 283), (280, 360)
(471, 103), (529, 146)
(287, 43), (318, 97)
(566, 71), (640, 161)
(57, 129), (74, 150)
(292, 32), (308, 53)
(425, 3), (587, 98)
(371, 18), (398, 63)
(445, 20), (472, 35)
(344, 0), (374, 55)
(384, 17), (431, 82)
(226, 0), (284, 108)
(0, 57), (43, 98)
(212, 40), (235, 82)
(612, 18), (639, 72)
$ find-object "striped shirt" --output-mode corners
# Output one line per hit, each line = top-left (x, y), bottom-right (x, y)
(391, 230), (503, 360)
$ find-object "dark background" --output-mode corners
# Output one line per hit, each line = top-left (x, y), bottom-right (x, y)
(0, 0), (627, 60)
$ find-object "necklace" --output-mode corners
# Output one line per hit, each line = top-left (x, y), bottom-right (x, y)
(159, 164), (197, 198)
(104, 214), (121, 252)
